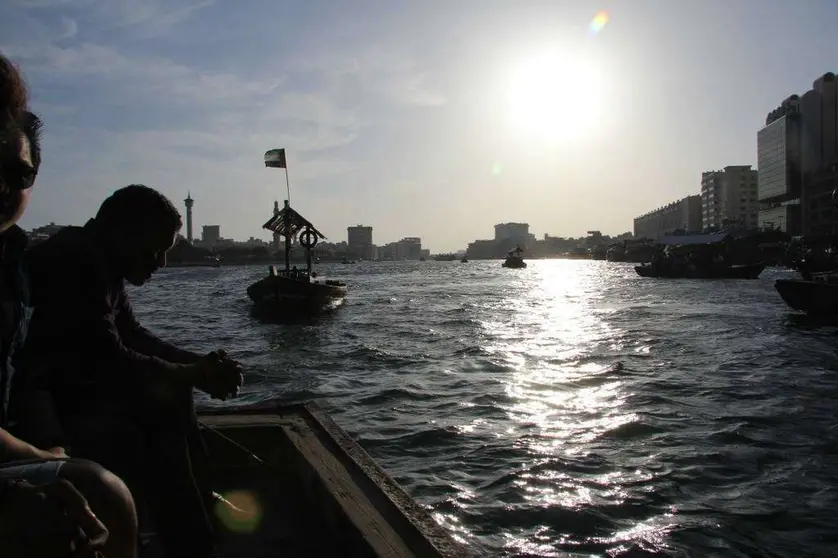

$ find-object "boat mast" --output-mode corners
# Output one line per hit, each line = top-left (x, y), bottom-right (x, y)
(264, 148), (293, 273)
(283, 152), (291, 271)
(284, 199), (291, 272)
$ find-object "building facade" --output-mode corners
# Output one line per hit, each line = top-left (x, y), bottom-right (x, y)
(202, 225), (221, 245)
(347, 225), (374, 259)
(757, 96), (802, 234)
(633, 195), (702, 239)
(800, 73), (838, 236)
(396, 237), (422, 260)
(701, 166), (759, 231)
(494, 223), (529, 243)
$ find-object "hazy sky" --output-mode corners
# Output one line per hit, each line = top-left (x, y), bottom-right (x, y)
(2, 0), (837, 251)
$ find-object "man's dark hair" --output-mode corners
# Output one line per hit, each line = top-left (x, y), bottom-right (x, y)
(95, 184), (183, 235)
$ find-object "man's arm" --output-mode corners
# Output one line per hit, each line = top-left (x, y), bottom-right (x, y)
(115, 293), (201, 365)
(27, 272), (199, 389)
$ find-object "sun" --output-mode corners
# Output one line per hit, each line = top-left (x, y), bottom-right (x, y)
(506, 50), (604, 145)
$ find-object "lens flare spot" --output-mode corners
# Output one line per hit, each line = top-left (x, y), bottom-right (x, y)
(214, 490), (263, 534)
(492, 162), (505, 176)
(589, 10), (609, 35)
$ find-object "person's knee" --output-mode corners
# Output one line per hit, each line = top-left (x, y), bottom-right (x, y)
(59, 459), (138, 533)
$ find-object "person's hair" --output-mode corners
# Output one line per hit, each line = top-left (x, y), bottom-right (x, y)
(95, 184), (183, 236)
(0, 53), (43, 174)
(0, 53), (28, 127)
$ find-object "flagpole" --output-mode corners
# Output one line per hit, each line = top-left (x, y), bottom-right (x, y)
(284, 166), (291, 206)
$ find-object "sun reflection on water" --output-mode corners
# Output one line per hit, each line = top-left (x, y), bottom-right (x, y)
(467, 261), (676, 554)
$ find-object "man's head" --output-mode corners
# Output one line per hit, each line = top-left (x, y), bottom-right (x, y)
(0, 53), (41, 234)
(94, 185), (183, 286)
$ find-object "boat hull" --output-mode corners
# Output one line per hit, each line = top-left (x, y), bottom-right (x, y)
(187, 403), (469, 558)
(247, 274), (346, 312)
(775, 278), (838, 315)
(634, 263), (765, 279)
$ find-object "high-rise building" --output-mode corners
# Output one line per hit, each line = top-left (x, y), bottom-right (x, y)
(634, 195), (702, 239)
(347, 225), (374, 259)
(701, 166), (759, 231)
(757, 96), (802, 234)
(184, 192), (194, 243)
(757, 73), (838, 236)
(799, 73), (838, 236)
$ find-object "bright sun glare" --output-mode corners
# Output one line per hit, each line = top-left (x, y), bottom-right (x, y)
(506, 50), (604, 145)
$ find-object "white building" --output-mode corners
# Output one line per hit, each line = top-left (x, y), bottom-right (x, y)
(701, 165), (759, 231)
(633, 195), (702, 239)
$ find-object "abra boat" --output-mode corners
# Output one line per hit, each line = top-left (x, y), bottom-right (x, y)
(502, 246), (527, 268)
(634, 232), (764, 279)
(246, 149), (346, 318)
(634, 262), (765, 279)
(139, 402), (469, 557)
(246, 200), (346, 316)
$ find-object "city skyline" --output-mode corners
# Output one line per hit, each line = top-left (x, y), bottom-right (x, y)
(2, 1), (837, 251)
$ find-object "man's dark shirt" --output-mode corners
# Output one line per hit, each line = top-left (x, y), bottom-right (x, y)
(14, 220), (197, 445)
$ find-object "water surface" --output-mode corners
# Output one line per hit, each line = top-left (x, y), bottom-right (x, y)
(131, 260), (838, 557)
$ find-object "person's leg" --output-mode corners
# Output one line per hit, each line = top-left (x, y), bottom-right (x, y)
(0, 458), (138, 558)
(58, 459), (138, 558)
(141, 383), (218, 558)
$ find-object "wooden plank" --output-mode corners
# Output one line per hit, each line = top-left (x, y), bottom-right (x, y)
(283, 419), (416, 557)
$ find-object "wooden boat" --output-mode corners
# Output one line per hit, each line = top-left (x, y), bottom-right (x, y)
(140, 402), (469, 557)
(635, 232), (764, 279)
(247, 199), (346, 318)
(502, 246), (527, 268)
(634, 262), (765, 279)
(247, 265), (346, 314)
(775, 274), (838, 315)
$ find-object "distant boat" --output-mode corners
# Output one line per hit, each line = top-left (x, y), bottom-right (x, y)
(502, 246), (527, 269)
(460, 256), (469, 263)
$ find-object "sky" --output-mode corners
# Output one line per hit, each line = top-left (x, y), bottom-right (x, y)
(1, 0), (837, 252)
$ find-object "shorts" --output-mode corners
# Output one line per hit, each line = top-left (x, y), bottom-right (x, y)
(0, 458), (66, 486)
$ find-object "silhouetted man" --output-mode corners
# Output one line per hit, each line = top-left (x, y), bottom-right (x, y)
(0, 52), (138, 558)
(17, 185), (244, 558)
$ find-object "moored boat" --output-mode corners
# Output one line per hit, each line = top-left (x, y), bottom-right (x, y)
(634, 262), (765, 279)
(635, 232), (764, 279)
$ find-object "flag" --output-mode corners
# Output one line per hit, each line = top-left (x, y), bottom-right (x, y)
(264, 148), (287, 168)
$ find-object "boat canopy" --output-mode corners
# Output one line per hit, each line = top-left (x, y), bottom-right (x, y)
(262, 205), (326, 241)
(654, 232), (730, 246)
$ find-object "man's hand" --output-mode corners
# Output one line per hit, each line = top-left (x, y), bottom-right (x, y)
(192, 350), (244, 401)
(0, 479), (108, 557)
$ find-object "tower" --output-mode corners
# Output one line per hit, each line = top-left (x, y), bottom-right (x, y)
(184, 192), (194, 243)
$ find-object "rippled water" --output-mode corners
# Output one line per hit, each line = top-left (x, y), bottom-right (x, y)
(129, 260), (838, 557)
